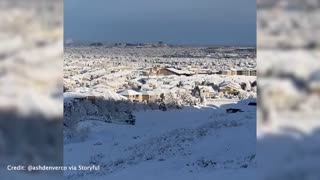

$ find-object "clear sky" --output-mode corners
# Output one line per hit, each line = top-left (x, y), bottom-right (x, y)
(64, 0), (256, 46)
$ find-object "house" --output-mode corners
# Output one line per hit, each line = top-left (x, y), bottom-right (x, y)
(92, 85), (127, 101)
(250, 69), (257, 76)
(219, 81), (241, 94)
(189, 67), (200, 73)
(209, 70), (219, 75)
(230, 68), (237, 76)
(260, 79), (300, 110)
(196, 69), (210, 74)
(86, 95), (104, 102)
(219, 68), (237, 76)
(237, 69), (250, 76)
(146, 67), (194, 76)
(220, 70), (231, 76)
(119, 90), (141, 102)
(146, 67), (160, 76)
(166, 68), (194, 76)
(141, 91), (157, 103)
(65, 92), (103, 102)
(69, 87), (126, 102)
(193, 86), (216, 98)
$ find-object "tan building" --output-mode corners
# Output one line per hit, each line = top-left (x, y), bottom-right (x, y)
(250, 70), (257, 76)
(86, 95), (104, 102)
(193, 86), (216, 98)
(260, 79), (300, 110)
(309, 83), (320, 95)
(72, 94), (103, 102)
(230, 68), (237, 76)
(220, 70), (231, 76)
(237, 69), (250, 76)
(146, 67), (173, 76)
(146, 67), (194, 76)
(141, 91), (157, 103)
(119, 90), (141, 102)
(158, 68), (177, 76)
(219, 81), (241, 94)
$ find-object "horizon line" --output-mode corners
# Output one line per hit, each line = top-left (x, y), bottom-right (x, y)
(64, 40), (256, 48)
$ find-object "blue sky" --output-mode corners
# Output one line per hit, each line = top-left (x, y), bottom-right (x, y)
(64, 0), (256, 46)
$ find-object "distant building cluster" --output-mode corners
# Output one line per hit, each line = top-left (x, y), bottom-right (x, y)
(144, 67), (256, 77)
(220, 68), (257, 76)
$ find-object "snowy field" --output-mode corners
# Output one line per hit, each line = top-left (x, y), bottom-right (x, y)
(64, 99), (256, 180)
(258, 116), (320, 180)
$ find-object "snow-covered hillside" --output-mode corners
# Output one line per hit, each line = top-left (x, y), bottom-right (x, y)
(64, 99), (256, 180)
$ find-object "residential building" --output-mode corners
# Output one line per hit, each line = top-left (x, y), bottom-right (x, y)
(119, 90), (141, 102)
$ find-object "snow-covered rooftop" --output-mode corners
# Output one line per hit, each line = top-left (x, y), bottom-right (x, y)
(219, 81), (241, 89)
(65, 87), (127, 101)
(166, 68), (195, 75)
(119, 89), (141, 96)
(141, 91), (156, 96)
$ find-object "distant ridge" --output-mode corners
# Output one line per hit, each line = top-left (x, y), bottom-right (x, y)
(65, 40), (256, 48)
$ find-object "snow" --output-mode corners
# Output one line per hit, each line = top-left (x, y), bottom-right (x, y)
(260, 78), (300, 96)
(141, 91), (156, 96)
(64, 88), (127, 102)
(64, 99), (256, 179)
(101, 70), (133, 80)
(219, 81), (241, 90)
(119, 90), (141, 96)
(153, 88), (168, 96)
(257, 117), (320, 180)
(91, 88), (127, 101)
(0, 170), (60, 180)
(309, 70), (320, 83)
(64, 92), (88, 100)
(198, 85), (215, 92)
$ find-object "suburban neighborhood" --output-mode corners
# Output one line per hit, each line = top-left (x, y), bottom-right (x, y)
(64, 44), (257, 104)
